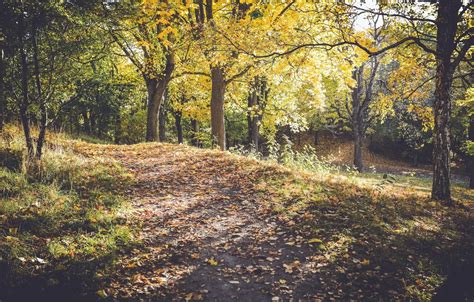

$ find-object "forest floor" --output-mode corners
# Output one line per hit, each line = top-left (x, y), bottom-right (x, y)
(1, 137), (474, 301)
(77, 142), (473, 301)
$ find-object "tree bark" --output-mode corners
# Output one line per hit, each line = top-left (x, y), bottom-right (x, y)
(210, 66), (226, 150)
(247, 77), (267, 151)
(353, 123), (363, 172)
(145, 78), (160, 141)
(174, 111), (183, 144)
(190, 119), (200, 147)
(18, 14), (34, 160)
(0, 47), (5, 131)
(82, 111), (90, 133)
(114, 114), (121, 144)
(313, 130), (319, 145)
(468, 116), (474, 189)
(351, 66), (364, 172)
(431, 0), (460, 201)
(247, 90), (259, 150)
(145, 53), (174, 142)
(158, 90), (167, 142)
(32, 24), (46, 160)
(90, 111), (96, 135)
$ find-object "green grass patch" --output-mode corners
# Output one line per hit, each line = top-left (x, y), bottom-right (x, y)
(254, 161), (474, 301)
(0, 126), (137, 298)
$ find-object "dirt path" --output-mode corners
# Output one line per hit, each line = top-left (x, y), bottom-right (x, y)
(79, 143), (473, 302)
(101, 144), (320, 301)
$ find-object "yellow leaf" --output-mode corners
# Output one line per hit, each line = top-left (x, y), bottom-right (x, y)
(308, 238), (322, 244)
(96, 289), (108, 298)
(206, 257), (218, 266)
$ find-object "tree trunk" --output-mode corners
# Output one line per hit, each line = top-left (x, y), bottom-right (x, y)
(353, 124), (363, 172)
(431, 69), (453, 201)
(210, 66), (226, 150)
(247, 91), (259, 150)
(431, 0), (460, 201)
(313, 130), (319, 145)
(247, 77), (267, 151)
(32, 25), (46, 160)
(82, 111), (90, 133)
(174, 112), (183, 144)
(351, 67), (364, 172)
(191, 119), (200, 147)
(18, 15), (34, 160)
(145, 53), (174, 142)
(145, 78), (161, 142)
(158, 91), (167, 142)
(114, 114), (121, 144)
(90, 111), (96, 135)
(469, 116), (474, 189)
(0, 48), (5, 131)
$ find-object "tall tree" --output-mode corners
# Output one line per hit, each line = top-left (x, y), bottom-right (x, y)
(191, 0), (254, 150)
(252, 1), (473, 201)
(247, 76), (268, 151)
(106, 1), (178, 141)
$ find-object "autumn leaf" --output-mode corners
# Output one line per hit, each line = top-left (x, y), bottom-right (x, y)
(206, 257), (218, 266)
(308, 238), (323, 244)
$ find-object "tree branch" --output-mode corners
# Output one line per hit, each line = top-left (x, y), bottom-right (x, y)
(225, 65), (252, 84)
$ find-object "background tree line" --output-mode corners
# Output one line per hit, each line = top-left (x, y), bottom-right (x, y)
(0, 0), (472, 201)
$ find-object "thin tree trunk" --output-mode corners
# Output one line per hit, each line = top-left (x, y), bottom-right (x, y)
(314, 130), (319, 145)
(0, 47), (5, 131)
(247, 90), (259, 150)
(351, 67), (364, 172)
(174, 112), (183, 144)
(469, 116), (474, 189)
(82, 111), (90, 133)
(114, 114), (121, 144)
(210, 66), (226, 150)
(90, 111), (96, 135)
(159, 94), (167, 142)
(18, 14), (34, 160)
(32, 24), (46, 160)
(353, 124), (363, 172)
(431, 0), (459, 201)
(191, 119), (199, 147)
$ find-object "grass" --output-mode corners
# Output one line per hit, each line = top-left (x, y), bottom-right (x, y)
(0, 125), (137, 300)
(230, 140), (473, 204)
(248, 152), (473, 301)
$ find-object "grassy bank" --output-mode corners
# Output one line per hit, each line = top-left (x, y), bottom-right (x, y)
(0, 125), (137, 300)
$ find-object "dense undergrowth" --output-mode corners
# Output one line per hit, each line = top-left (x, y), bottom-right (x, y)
(0, 125), (137, 300)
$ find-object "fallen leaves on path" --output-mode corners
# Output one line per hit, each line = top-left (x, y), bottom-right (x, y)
(75, 142), (474, 301)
